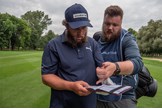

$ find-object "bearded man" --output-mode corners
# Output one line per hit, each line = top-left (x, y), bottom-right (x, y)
(93, 5), (143, 108)
(41, 3), (103, 108)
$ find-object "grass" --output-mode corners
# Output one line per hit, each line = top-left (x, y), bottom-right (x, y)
(0, 51), (50, 108)
(137, 58), (162, 108)
(0, 51), (162, 107)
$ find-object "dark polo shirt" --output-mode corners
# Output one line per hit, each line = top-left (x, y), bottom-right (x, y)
(41, 32), (103, 107)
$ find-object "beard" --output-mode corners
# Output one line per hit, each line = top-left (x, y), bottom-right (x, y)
(66, 30), (87, 47)
(102, 26), (121, 42)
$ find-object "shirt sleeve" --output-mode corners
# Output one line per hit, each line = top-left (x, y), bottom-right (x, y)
(92, 38), (104, 67)
(122, 34), (143, 75)
(41, 42), (59, 75)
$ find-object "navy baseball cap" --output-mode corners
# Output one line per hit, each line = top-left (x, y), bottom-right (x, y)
(65, 3), (93, 29)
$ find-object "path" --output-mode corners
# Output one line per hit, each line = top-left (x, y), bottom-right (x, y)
(143, 57), (162, 62)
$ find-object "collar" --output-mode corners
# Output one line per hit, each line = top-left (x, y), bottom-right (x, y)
(61, 30), (68, 43)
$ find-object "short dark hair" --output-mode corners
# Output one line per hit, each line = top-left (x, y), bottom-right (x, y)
(104, 5), (123, 19)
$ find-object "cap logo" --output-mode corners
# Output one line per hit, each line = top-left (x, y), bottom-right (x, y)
(73, 13), (87, 18)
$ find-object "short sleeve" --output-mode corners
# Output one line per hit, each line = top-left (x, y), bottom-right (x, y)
(41, 42), (59, 75)
(92, 38), (104, 67)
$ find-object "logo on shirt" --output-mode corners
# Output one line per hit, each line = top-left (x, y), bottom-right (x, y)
(101, 51), (117, 55)
(86, 46), (92, 52)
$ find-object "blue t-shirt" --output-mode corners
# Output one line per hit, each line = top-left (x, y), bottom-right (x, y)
(41, 32), (103, 107)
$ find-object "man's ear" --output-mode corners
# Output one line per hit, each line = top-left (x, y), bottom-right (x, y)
(62, 19), (68, 28)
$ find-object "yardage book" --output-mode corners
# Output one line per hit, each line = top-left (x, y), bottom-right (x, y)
(87, 84), (132, 95)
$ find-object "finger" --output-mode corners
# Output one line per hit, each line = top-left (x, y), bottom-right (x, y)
(80, 91), (91, 96)
(97, 74), (105, 79)
(96, 68), (105, 75)
(79, 82), (90, 93)
(81, 81), (90, 88)
(96, 79), (104, 85)
(80, 88), (89, 94)
(102, 62), (110, 68)
(96, 67), (101, 72)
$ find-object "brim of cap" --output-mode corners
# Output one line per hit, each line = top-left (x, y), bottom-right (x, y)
(68, 21), (93, 29)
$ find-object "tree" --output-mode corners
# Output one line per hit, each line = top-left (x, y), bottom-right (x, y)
(0, 13), (14, 49)
(10, 16), (31, 50)
(0, 13), (31, 50)
(128, 28), (138, 37)
(21, 10), (52, 49)
(137, 19), (162, 55)
(38, 30), (58, 49)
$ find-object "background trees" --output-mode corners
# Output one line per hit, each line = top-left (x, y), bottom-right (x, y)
(128, 28), (138, 37)
(0, 11), (162, 56)
(0, 13), (31, 50)
(127, 19), (162, 56)
(0, 11), (57, 50)
(21, 10), (52, 50)
(38, 30), (58, 49)
(137, 19), (162, 55)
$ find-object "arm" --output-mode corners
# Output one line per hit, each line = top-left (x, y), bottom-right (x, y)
(103, 60), (134, 76)
(123, 35), (143, 75)
(96, 61), (133, 84)
(96, 34), (143, 84)
(42, 74), (91, 96)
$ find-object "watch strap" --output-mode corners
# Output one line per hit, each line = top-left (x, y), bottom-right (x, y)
(114, 62), (121, 75)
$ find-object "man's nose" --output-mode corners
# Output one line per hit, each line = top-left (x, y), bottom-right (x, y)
(77, 28), (84, 35)
(108, 25), (113, 30)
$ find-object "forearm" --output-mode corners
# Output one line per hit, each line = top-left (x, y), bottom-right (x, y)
(96, 60), (134, 84)
(42, 74), (91, 96)
(117, 60), (134, 75)
(42, 74), (74, 91)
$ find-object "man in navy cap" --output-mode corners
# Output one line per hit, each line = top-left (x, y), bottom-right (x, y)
(41, 3), (104, 108)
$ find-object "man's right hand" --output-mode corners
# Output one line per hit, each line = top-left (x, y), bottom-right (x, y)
(42, 74), (92, 96)
(96, 62), (116, 84)
(70, 81), (92, 96)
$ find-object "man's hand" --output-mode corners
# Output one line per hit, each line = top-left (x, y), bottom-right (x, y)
(96, 62), (116, 84)
(70, 81), (92, 96)
(42, 74), (92, 96)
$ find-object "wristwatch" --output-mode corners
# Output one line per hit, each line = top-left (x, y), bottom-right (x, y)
(114, 62), (121, 75)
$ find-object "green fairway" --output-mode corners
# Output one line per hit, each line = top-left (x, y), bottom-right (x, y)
(0, 51), (161, 107)
(0, 51), (50, 107)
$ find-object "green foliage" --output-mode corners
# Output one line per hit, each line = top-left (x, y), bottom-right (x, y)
(137, 19), (162, 55)
(38, 30), (58, 48)
(128, 28), (138, 37)
(0, 13), (15, 49)
(0, 13), (31, 50)
(0, 10), (53, 50)
(21, 10), (52, 50)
